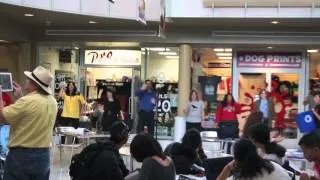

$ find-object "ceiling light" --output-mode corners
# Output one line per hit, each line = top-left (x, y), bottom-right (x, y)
(0, 40), (9, 43)
(166, 56), (179, 59)
(158, 52), (177, 56)
(307, 49), (318, 53)
(74, 47), (79, 50)
(89, 20), (98, 24)
(149, 47), (168, 51)
(213, 48), (224, 52)
(216, 52), (232, 57)
(224, 48), (232, 52)
(24, 13), (34, 17)
(218, 56), (232, 60)
(271, 20), (280, 24)
(267, 46), (273, 49)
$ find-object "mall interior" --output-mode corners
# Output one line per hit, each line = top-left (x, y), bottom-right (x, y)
(1, 0), (320, 180)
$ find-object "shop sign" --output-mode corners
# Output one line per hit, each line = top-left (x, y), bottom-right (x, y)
(237, 52), (302, 68)
(85, 50), (141, 66)
(157, 94), (171, 118)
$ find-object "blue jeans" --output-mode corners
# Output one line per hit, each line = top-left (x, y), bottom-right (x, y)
(3, 148), (50, 180)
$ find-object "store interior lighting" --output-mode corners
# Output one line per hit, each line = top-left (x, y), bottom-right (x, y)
(158, 52), (177, 56)
(213, 48), (225, 52)
(166, 56), (179, 59)
(307, 49), (318, 53)
(149, 47), (169, 51)
(218, 56), (232, 60)
(216, 52), (232, 57)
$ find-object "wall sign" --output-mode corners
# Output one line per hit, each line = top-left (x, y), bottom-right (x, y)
(237, 52), (303, 68)
(85, 50), (141, 66)
(157, 94), (171, 118)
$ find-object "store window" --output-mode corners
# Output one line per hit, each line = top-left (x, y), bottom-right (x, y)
(235, 51), (304, 139)
(146, 47), (179, 137)
(193, 48), (233, 129)
(38, 46), (80, 118)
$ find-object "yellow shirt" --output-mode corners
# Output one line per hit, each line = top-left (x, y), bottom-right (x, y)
(61, 94), (86, 119)
(2, 91), (57, 148)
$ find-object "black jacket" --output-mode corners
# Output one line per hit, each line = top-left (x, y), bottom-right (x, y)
(89, 140), (129, 180)
(164, 142), (206, 175)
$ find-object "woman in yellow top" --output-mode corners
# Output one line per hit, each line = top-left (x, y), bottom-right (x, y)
(59, 81), (86, 128)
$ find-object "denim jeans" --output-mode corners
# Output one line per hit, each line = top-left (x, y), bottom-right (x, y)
(3, 148), (50, 180)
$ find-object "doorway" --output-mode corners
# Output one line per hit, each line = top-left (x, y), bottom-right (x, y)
(237, 72), (301, 138)
(85, 67), (141, 130)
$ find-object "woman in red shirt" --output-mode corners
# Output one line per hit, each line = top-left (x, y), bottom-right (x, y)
(215, 93), (240, 139)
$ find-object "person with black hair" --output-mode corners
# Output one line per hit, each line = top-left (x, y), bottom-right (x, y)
(248, 123), (286, 165)
(59, 81), (86, 128)
(100, 88), (123, 131)
(130, 133), (175, 180)
(298, 131), (320, 180)
(215, 93), (241, 139)
(70, 121), (129, 180)
(242, 111), (263, 138)
(217, 139), (290, 180)
(164, 128), (207, 175)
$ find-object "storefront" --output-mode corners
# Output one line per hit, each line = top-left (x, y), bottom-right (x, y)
(232, 51), (306, 138)
(79, 49), (143, 131)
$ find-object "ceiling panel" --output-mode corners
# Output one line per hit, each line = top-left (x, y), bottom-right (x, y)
(203, 0), (320, 8)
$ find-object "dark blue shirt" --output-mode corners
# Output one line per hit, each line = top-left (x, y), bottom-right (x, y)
(135, 89), (157, 112)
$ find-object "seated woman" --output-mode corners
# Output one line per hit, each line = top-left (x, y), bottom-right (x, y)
(130, 133), (176, 180)
(164, 128), (207, 175)
(248, 123), (286, 165)
(217, 139), (290, 180)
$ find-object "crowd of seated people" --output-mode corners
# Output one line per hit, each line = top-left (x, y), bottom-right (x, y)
(69, 111), (320, 180)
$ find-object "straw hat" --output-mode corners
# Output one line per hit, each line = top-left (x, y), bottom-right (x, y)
(24, 66), (53, 94)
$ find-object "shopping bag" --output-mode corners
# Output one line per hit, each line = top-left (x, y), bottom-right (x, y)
(295, 111), (316, 133)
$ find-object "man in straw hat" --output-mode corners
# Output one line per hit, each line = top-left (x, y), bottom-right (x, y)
(0, 66), (57, 180)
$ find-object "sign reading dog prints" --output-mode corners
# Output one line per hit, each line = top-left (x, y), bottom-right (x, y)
(237, 52), (303, 68)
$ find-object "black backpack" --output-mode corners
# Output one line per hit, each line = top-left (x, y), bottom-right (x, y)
(69, 143), (106, 180)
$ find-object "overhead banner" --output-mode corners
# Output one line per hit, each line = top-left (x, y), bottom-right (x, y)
(84, 50), (141, 66)
(137, 0), (147, 25)
(159, 0), (166, 38)
(236, 52), (303, 68)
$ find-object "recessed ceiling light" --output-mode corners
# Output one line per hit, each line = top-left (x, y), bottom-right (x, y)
(0, 40), (9, 43)
(166, 56), (179, 59)
(271, 20), (280, 24)
(213, 48), (225, 52)
(89, 20), (98, 24)
(158, 52), (177, 56)
(24, 13), (34, 17)
(307, 49), (318, 53)
(267, 46), (273, 49)
(216, 52), (232, 57)
(218, 56), (232, 60)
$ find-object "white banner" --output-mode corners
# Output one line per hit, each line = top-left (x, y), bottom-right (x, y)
(85, 50), (141, 66)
